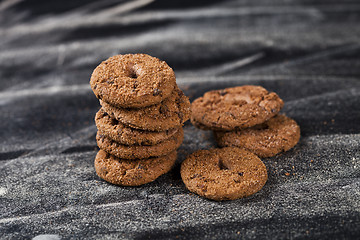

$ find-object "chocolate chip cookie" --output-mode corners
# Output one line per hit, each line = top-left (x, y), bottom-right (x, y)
(191, 85), (284, 131)
(96, 128), (184, 159)
(100, 86), (191, 131)
(95, 149), (177, 186)
(95, 108), (180, 145)
(90, 54), (176, 108)
(181, 147), (268, 201)
(214, 114), (300, 158)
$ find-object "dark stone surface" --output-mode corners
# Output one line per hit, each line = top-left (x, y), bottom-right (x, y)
(1, 0), (360, 239)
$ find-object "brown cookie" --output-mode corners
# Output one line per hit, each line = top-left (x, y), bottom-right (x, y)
(95, 108), (180, 145)
(214, 114), (300, 158)
(180, 147), (268, 201)
(191, 85), (284, 131)
(95, 149), (177, 186)
(90, 54), (176, 108)
(96, 128), (184, 159)
(190, 117), (213, 131)
(100, 86), (191, 131)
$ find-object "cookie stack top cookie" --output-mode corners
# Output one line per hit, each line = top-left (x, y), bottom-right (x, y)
(90, 54), (176, 108)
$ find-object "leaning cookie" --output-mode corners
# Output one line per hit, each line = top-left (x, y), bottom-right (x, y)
(100, 86), (191, 131)
(95, 150), (177, 186)
(191, 85), (284, 131)
(214, 115), (300, 158)
(90, 54), (176, 108)
(96, 128), (184, 159)
(181, 147), (268, 201)
(95, 108), (180, 145)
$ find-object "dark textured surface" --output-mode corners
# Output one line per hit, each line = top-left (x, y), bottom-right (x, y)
(1, 0), (360, 239)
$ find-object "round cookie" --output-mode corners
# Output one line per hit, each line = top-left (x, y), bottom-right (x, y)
(100, 86), (191, 131)
(90, 54), (176, 108)
(214, 114), (300, 158)
(191, 85), (284, 131)
(95, 108), (180, 145)
(181, 147), (268, 201)
(96, 128), (184, 159)
(95, 149), (177, 186)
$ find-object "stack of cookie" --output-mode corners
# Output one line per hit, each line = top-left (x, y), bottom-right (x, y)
(190, 85), (300, 158)
(90, 54), (190, 186)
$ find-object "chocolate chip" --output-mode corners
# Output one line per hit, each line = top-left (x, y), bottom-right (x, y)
(106, 80), (114, 84)
(176, 111), (184, 123)
(229, 112), (236, 119)
(177, 90), (184, 97)
(190, 174), (200, 179)
(238, 172), (244, 176)
(133, 80), (138, 89)
(159, 105), (169, 115)
(153, 88), (162, 96)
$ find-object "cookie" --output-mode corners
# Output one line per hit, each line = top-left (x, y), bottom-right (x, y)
(95, 149), (177, 186)
(214, 114), (300, 158)
(100, 86), (191, 131)
(95, 108), (179, 145)
(96, 128), (184, 159)
(190, 117), (214, 131)
(90, 54), (176, 108)
(191, 85), (284, 131)
(181, 147), (268, 201)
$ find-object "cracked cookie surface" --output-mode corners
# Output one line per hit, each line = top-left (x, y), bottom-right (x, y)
(90, 54), (176, 108)
(95, 149), (177, 186)
(190, 85), (284, 131)
(181, 147), (268, 201)
(100, 86), (191, 131)
(96, 128), (183, 159)
(95, 108), (180, 145)
(214, 114), (300, 158)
